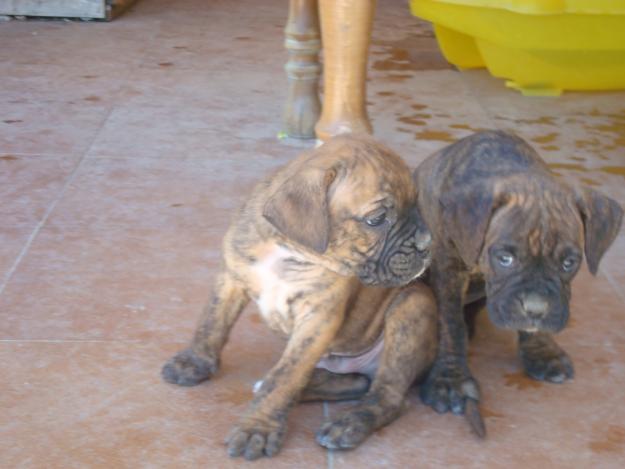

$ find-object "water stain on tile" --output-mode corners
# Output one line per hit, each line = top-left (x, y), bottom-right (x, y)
(589, 424), (625, 454)
(580, 177), (601, 187)
(600, 166), (625, 178)
(517, 116), (556, 126)
(373, 48), (414, 72)
(414, 130), (455, 142)
(481, 407), (504, 419)
(548, 163), (587, 172)
(0, 155), (18, 161)
(371, 32), (452, 72)
(385, 73), (413, 81)
(532, 133), (558, 144)
(575, 138), (602, 150)
(398, 116), (427, 126)
(503, 372), (542, 390)
(450, 123), (487, 132)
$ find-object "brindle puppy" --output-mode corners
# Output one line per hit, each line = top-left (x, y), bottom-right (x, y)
(413, 130), (623, 435)
(162, 135), (436, 459)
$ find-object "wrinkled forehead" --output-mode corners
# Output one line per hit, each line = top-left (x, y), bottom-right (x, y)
(486, 190), (584, 254)
(331, 157), (416, 214)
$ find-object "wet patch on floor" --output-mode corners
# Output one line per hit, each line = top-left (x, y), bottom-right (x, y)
(589, 424), (625, 454)
(503, 372), (542, 391)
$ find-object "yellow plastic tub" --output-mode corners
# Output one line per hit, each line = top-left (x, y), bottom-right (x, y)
(409, 0), (625, 95)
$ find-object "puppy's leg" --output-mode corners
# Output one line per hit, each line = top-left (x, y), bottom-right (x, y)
(162, 269), (249, 386)
(299, 369), (371, 402)
(518, 331), (574, 383)
(316, 283), (437, 450)
(419, 261), (481, 417)
(227, 286), (347, 460)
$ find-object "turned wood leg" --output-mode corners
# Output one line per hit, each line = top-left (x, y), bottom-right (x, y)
(282, 0), (322, 139)
(315, 0), (376, 141)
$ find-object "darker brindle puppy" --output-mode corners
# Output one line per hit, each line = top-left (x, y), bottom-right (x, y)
(413, 130), (623, 435)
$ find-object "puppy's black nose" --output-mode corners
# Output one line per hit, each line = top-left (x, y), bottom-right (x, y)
(520, 293), (549, 319)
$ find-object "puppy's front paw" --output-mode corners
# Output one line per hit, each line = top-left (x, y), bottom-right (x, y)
(226, 418), (286, 460)
(519, 333), (574, 383)
(316, 408), (376, 450)
(419, 357), (480, 415)
(161, 348), (218, 386)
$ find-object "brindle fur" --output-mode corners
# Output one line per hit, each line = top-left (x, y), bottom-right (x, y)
(413, 130), (623, 435)
(162, 135), (436, 459)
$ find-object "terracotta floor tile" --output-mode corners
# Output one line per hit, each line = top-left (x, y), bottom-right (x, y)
(0, 339), (327, 468)
(0, 98), (111, 156)
(45, 154), (289, 230)
(329, 341), (625, 468)
(0, 224), (221, 340)
(85, 102), (284, 159)
(0, 154), (81, 226)
(0, 225), (32, 284)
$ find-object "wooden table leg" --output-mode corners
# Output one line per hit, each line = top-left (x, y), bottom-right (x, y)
(315, 0), (376, 141)
(282, 0), (322, 139)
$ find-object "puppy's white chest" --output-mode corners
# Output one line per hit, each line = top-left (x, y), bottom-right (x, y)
(251, 245), (303, 334)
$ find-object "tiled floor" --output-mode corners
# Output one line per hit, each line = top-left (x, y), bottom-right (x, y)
(1, 0), (624, 467)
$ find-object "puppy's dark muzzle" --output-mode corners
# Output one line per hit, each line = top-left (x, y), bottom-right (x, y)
(487, 283), (569, 333)
(359, 208), (432, 287)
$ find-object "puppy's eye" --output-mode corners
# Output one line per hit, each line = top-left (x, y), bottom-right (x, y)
(561, 256), (579, 272)
(497, 252), (515, 267)
(365, 212), (387, 227)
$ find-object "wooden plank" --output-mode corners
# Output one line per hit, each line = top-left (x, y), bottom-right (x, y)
(0, 0), (106, 19)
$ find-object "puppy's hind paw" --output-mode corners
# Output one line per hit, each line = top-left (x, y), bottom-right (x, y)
(161, 348), (218, 386)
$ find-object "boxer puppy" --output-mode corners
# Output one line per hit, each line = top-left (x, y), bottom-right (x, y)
(162, 135), (436, 459)
(413, 130), (623, 436)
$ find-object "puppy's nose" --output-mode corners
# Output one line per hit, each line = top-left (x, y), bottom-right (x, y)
(520, 293), (549, 319)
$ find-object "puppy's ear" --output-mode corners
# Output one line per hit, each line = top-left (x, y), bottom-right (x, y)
(441, 184), (503, 267)
(263, 167), (337, 254)
(575, 187), (623, 275)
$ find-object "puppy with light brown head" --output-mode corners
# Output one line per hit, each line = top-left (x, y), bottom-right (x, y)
(413, 130), (623, 436)
(162, 135), (436, 459)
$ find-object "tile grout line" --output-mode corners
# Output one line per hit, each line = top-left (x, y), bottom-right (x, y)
(0, 103), (118, 297)
(323, 401), (334, 469)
